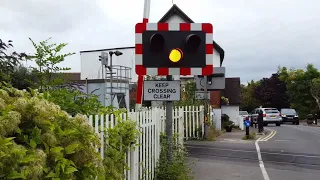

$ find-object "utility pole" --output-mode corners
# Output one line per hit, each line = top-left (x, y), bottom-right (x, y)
(166, 75), (173, 162)
(109, 52), (114, 108)
(203, 76), (209, 139)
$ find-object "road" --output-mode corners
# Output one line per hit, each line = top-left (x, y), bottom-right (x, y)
(186, 124), (320, 180)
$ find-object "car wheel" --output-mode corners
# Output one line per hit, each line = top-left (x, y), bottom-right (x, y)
(296, 121), (299, 125)
(276, 122), (281, 126)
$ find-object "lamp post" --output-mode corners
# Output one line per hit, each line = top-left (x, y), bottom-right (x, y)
(108, 50), (123, 108)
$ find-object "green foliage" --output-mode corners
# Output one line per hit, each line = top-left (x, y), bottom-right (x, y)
(155, 133), (193, 180)
(207, 125), (223, 141)
(103, 111), (140, 180)
(279, 64), (320, 118)
(10, 66), (39, 90)
(242, 133), (256, 140)
(0, 85), (140, 179)
(175, 80), (202, 106)
(221, 114), (234, 129)
(43, 88), (103, 116)
(254, 73), (290, 109)
(0, 39), (27, 82)
(221, 114), (230, 122)
(28, 38), (75, 90)
(0, 85), (105, 179)
(240, 80), (262, 112)
(311, 77), (320, 111)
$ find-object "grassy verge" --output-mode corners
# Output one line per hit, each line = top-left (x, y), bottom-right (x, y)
(242, 132), (256, 140)
(207, 125), (224, 141)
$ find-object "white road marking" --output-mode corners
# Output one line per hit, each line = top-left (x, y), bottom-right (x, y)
(274, 139), (290, 142)
(255, 138), (270, 180)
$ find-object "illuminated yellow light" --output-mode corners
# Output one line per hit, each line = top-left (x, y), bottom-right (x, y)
(169, 48), (183, 63)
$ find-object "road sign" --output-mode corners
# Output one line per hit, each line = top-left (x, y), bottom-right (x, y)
(196, 67), (226, 90)
(135, 23), (214, 76)
(244, 120), (251, 127)
(195, 91), (210, 100)
(144, 81), (180, 101)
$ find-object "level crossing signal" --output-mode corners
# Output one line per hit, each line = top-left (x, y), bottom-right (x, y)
(135, 23), (214, 76)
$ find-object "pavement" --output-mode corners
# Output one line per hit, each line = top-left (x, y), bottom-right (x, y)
(214, 127), (272, 143)
(185, 124), (320, 180)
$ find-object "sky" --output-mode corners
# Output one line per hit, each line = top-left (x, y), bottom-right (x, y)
(1, 0), (320, 84)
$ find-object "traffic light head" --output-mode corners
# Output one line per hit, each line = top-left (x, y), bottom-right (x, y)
(135, 23), (213, 76)
(150, 33), (165, 53)
(185, 34), (201, 52)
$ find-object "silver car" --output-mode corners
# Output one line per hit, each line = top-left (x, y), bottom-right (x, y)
(239, 111), (249, 119)
(251, 108), (282, 126)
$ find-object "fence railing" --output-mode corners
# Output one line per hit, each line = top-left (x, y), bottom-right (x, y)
(88, 106), (187, 180)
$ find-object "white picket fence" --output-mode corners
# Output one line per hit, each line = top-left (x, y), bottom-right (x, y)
(88, 106), (193, 180)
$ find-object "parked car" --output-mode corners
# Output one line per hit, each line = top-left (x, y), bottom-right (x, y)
(251, 107), (282, 126)
(239, 111), (249, 119)
(280, 108), (299, 125)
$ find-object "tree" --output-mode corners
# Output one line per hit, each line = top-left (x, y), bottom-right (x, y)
(310, 78), (320, 111)
(28, 37), (74, 91)
(10, 66), (39, 90)
(0, 39), (27, 82)
(279, 64), (320, 118)
(240, 80), (262, 112)
(175, 80), (202, 106)
(254, 73), (290, 110)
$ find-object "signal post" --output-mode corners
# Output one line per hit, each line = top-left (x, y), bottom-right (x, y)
(135, 22), (214, 161)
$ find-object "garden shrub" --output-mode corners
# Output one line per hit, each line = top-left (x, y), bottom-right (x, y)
(103, 111), (140, 180)
(155, 133), (194, 180)
(0, 86), (105, 179)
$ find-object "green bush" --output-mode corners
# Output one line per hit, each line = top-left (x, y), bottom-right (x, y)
(103, 111), (140, 180)
(155, 133), (193, 180)
(43, 88), (103, 116)
(221, 114), (230, 123)
(0, 86), (105, 179)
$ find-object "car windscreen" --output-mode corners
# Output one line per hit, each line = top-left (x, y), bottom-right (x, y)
(239, 111), (248, 115)
(265, 110), (279, 114)
(281, 109), (296, 115)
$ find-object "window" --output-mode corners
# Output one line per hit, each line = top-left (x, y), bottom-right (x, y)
(240, 111), (248, 115)
(265, 110), (279, 114)
(281, 109), (297, 115)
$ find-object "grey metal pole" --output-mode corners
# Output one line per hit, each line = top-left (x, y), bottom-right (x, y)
(110, 53), (113, 108)
(166, 75), (173, 162)
(203, 76), (209, 139)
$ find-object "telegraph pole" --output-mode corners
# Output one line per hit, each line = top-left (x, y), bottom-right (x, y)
(109, 52), (114, 108)
(166, 75), (173, 162)
(203, 76), (209, 139)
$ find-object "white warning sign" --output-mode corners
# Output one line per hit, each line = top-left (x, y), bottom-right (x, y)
(144, 81), (180, 101)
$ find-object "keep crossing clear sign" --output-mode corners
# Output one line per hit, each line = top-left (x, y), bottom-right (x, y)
(144, 81), (181, 101)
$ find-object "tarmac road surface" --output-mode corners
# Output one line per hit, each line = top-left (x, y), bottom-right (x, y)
(186, 124), (320, 180)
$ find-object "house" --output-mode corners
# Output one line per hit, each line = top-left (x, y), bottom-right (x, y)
(211, 78), (241, 124)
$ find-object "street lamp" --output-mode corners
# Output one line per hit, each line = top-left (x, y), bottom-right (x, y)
(109, 50), (123, 57)
(108, 50), (123, 108)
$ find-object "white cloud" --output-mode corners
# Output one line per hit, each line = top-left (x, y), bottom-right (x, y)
(1, 0), (320, 83)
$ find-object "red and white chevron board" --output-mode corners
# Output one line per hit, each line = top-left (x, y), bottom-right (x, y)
(135, 23), (214, 76)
